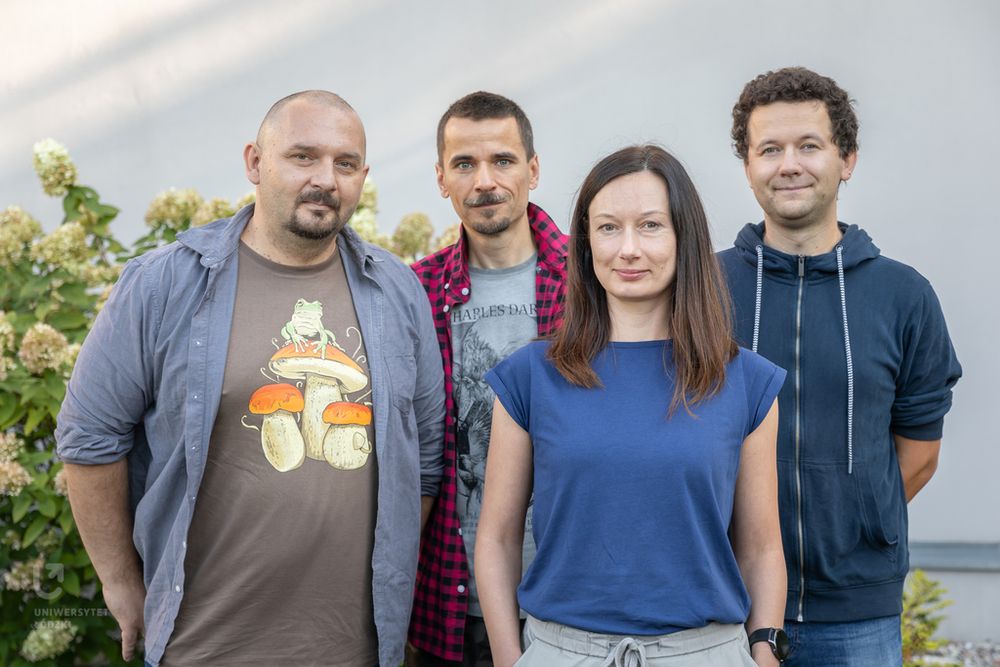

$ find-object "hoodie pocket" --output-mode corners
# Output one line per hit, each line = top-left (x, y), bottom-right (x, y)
(799, 462), (903, 589)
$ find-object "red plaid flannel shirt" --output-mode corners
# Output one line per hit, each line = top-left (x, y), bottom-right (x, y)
(408, 203), (568, 660)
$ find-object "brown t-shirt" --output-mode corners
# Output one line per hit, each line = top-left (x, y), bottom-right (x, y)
(163, 242), (378, 667)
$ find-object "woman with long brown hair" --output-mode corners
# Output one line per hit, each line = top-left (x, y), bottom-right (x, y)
(476, 145), (787, 667)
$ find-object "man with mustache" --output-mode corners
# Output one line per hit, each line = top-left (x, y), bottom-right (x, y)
(719, 68), (961, 666)
(409, 92), (568, 667)
(56, 90), (445, 667)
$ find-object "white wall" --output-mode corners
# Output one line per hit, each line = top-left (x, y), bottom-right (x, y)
(3, 0), (997, 639)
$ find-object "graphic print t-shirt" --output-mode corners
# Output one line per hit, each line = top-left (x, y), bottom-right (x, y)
(450, 254), (537, 616)
(164, 242), (378, 667)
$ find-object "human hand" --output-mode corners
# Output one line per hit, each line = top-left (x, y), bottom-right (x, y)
(102, 576), (146, 661)
(751, 641), (782, 667)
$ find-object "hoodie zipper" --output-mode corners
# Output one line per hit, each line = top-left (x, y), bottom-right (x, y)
(795, 254), (806, 622)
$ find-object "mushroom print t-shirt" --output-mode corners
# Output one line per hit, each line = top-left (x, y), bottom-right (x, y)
(450, 254), (538, 616)
(163, 241), (377, 667)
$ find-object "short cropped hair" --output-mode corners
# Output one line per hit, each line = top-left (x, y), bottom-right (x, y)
(436, 91), (534, 162)
(732, 67), (859, 162)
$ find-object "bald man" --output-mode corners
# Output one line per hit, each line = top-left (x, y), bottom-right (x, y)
(57, 91), (445, 667)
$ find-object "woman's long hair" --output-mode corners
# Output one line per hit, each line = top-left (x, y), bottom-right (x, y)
(547, 144), (738, 414)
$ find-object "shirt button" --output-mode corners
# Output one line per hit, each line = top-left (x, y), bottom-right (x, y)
(444, 282), (450, 289)
(457, 585), (466, 593)
(457, 528), (463, 536)
(461, 287), (469, 296)
(175, 586), (181, 593)
(443, 305), (450, 313)
(195, 340), (201, 346)
(536, 266), (542, 273)
(192, 395), (198, 400)
(182, 541), (187, 549)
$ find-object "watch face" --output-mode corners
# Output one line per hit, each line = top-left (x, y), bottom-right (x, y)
(773, 628), (790, 660)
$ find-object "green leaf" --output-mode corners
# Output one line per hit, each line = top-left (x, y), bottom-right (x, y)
(62, 569), (80, 596)
(47, 308), (90, 331)
(0, 393), (17, 425)
(34, 301), (53, 321)
(22, 516), (49, 547)
(37, 495), (57, 518)
(42, 371), (67, 399)
(56, 281), (91, 308)
(24, 407), (46, 436)
(63, 193), (83, 219)
(12, 494), (32, 521)
(58, 505), (75, 534)
(0, 404), (26, 431)
(73, 550), (91, 568)
(23, 450), (53, 466)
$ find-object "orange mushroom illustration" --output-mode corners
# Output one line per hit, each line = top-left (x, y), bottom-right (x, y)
(321, 402), (373, 470)
(268, 343), (368, 460)
(249, 383), (306, 472)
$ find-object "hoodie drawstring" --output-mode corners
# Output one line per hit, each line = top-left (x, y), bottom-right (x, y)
(836, 245), (855, 475)
(752, 245), (764, 354)
(751, 244), (856, 474)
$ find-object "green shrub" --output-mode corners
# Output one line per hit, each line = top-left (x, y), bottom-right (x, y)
(901, 569), (957, 667)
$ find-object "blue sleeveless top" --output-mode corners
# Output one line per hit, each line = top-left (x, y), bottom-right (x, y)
(485, 340), (785, 635)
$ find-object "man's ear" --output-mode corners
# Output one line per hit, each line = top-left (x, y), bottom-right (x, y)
(841, 150), (858, 182)
(245, 143), (262, 185)
(528, 154), (540, 191)
(435, 162), (449, 199)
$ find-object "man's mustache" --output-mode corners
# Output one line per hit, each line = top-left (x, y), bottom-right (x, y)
(297, 189), (341, 211)
(465, 193), (507, 208)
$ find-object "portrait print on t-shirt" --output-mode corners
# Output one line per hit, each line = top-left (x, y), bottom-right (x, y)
(453, 310), (535, 514)
(242, 297), (373, 473)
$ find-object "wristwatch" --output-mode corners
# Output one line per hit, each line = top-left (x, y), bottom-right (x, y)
(748, 627), (790, 663)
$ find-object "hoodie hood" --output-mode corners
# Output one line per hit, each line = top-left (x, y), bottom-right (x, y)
(733, 222), (880, 278)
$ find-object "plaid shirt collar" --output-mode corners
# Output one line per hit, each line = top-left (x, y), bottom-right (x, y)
(436, 202), (567, 311)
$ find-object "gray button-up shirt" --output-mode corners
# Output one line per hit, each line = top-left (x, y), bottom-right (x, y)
(56, 206), (445, 667)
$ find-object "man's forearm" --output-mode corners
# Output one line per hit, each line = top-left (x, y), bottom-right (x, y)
(64, 460), (142, 586)
(894, 435), (941, 502)
(64, 460), (146, 660)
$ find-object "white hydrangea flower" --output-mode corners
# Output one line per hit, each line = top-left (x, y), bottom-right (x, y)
(0, 206), (43, 268)
(0, 357), (16, 382)
(32, 139), (78, 197)
(0, 461), (33, 497)
(392, 212), (434, 259)
(191, 197), (236, 227)
(20, 620), (79, 662)
(53, 468), (69, 497)
(348, 207), (379, 243)
(0, 311), (16, 356)
(431, 223), (462, 252)
(4, 558), (43, 591)
(2, 529), (22, 551)
(358, 178), (378, 212)
(0, 431), (25, 463)
(145, 188), (204, 231)
(29, 221), (88, 267)
(236, 190), (256, 209)
(17, 323), (69, 375)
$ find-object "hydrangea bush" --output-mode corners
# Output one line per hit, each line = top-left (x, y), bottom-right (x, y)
(1, 140), (451, 664)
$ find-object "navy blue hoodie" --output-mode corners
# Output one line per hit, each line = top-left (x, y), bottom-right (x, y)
(718, 222), (961, 623)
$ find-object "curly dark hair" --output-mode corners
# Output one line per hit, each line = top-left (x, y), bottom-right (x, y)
(731, 67), (859, 162)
